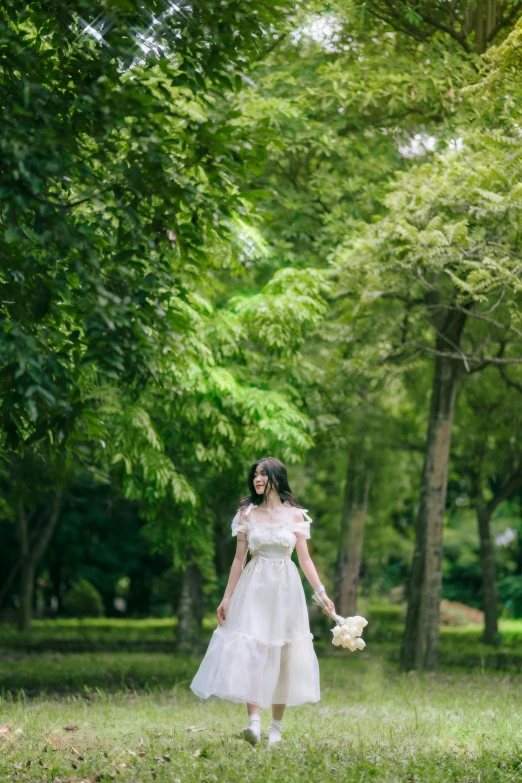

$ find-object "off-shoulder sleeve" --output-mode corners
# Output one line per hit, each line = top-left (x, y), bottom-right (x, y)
(231, 504), (252, 536)
(289, 507), (312, 539)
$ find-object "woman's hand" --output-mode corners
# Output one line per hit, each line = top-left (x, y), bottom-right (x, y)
(217, 597), (230, 626)
(321, 594), (335, 615)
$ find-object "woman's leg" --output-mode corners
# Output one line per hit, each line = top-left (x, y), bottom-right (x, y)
(269, 644), (289, 743)
(247, 702), (261, 718)
(241, 704), (262, 745)
(268, 704), (285, 744)
(272, 703), (285, 721)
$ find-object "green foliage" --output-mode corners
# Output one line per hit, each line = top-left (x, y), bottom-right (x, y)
(498, 576), (522, 618)
(238, 2), (474, 273)
(0, 0), (293, 450)
(62, 579), (105, 618)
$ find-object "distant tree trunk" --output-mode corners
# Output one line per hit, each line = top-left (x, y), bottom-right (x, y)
(16, 492), (63, 632)
(335, 451), (372, 617)
(176, 562), (203, 653)
(18, 558), (37, 633)
(471, 0), (498, 52)
(472, 467), (522, 644)
(476, 506), (498, 644)
(401, 310), (467, 671)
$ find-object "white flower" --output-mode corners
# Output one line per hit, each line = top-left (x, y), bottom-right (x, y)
(332, 636), (341, 646)
(352, 615), (368, 629)
(354, 637), (366, 650)
(332, 626), (341, 637)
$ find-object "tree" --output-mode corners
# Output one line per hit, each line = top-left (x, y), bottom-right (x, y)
(452, 368), (522, 642)
(334, 126), (522, 668)
(232, 2), (475, 619)
(1, 0), (316, 631)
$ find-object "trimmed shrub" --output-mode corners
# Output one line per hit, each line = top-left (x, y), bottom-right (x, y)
(62, 580), (105, 618)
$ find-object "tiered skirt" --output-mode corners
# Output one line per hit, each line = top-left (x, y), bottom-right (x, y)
(190, 553), (320, 708)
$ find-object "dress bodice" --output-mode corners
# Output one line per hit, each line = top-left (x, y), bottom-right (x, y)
(231, 502), (313, 562)
(248, 521), (297, 558)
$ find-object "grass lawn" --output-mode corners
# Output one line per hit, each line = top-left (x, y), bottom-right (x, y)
(3, 614), (522, 670)
(1, 649), (522, 782)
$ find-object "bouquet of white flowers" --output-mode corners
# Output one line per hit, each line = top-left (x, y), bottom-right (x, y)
(311, 591), (368, 651)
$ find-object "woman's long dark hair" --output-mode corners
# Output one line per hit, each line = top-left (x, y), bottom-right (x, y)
(238, 457), (302, 510)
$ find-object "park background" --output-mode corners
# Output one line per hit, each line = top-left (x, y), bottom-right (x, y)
(1, 0), (522, 780)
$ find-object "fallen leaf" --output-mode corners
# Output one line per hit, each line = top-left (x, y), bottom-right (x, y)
(162, 755), (171, 762)
(14, 728), (23, 734)
(0, 726), (10, 735)
(137, 738), (144, 747)
(64, 725), (79, 732)
(118, 762), (127, 769)
(186, 726), (206, 733)
(194, 749), (201, 757)
(72, 762), (78, 769)
(127, 750), (136, 756)
(14, 764), (23, 770)
(137, 751), (146, 757)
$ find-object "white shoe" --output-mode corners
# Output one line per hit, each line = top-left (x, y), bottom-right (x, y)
(240, 722), (261, 745)
(268, 726), (282, 745)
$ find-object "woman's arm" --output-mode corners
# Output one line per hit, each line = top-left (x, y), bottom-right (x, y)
(295, 533), (335, 614)
(216, 533), (248, 626)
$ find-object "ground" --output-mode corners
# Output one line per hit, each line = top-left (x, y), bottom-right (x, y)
(1, 647), (521, 782)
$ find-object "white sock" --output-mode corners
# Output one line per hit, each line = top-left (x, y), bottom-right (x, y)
(268, 718), (282, 744)
(240, 713), (261, 745)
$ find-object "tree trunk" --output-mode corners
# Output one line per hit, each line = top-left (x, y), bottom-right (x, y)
(464, 0), (497, 52)
(401, 310), (467, 671)
(477, 507), (498, 644)
(17, 492), (63, 632)
(475, 0), (486, 53)
(335, 452), (372, 617)
(472, 467), (522, 644)
(18, 560), (37, 632)
(176, 563), (203, 654)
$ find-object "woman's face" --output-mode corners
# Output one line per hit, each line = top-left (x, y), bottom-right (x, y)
(253, 464), (269, 495)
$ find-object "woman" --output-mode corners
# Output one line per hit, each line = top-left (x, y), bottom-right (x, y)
(190, 456), (335, 745)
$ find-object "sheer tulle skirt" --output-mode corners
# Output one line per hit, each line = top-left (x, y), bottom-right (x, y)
(190, 553), (320, 708)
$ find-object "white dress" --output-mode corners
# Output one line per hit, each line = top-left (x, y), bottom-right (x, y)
(190, 502), (320, 709)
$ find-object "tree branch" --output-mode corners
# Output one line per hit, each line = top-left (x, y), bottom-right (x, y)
(497, 365), (522, 394)
(486, 466), (522, 516)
